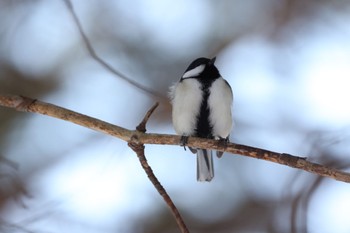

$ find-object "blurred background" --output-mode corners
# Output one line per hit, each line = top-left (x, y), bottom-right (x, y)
(1, 0), (350, 232)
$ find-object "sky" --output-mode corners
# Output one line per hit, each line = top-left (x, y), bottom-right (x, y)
(1, 0), (350, 232)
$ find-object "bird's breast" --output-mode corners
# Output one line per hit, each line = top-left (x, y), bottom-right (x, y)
(207, 78), (233, 138)
(171, 79), (203, 136)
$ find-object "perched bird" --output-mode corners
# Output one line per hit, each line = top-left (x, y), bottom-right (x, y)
(170, 57), (233, 182)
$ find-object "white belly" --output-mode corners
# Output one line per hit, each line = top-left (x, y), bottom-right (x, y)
(171, 79), (202, 136)
(171, 77), (233, 138)
(208, 78), (233, 138)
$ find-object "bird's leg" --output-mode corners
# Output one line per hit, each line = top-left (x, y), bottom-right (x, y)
(180, 135), (197, 154)
(180, 135), (188, 151)
(216, 137), (229, 158)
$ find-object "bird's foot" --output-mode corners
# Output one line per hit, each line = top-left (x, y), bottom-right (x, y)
(180, 135), (188, 149)
(180, 135), (197, 154)
(216, 137), (229, 158)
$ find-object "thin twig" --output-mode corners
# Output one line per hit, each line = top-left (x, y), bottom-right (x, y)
(136, 102), (159, 132)
(129, 104), (189, 233)
(1, 94), (350, 184)
(62, 0), (164, 99)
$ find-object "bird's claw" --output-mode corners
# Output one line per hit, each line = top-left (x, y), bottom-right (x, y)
(216, 137), (229, 158)
(180, 135), (197, 154)
(180, 135), (188, 148)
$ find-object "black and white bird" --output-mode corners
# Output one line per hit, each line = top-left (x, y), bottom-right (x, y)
(170, 57), (233, 182)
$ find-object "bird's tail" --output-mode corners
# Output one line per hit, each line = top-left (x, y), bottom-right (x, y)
(197, 149), (214, 182)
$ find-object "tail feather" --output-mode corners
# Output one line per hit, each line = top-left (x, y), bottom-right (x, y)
(197, 149), (214, 182)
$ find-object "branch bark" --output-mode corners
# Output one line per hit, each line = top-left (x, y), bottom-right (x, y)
(129, 102), (189, 233)
(1, 93), (350, 184)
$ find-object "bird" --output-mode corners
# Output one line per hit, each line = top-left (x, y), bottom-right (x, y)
(170, 57), (233, 182)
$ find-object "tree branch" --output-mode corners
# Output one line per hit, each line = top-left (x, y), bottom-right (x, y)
(62, 0), (165, 99)
(136, 102), (159, 133)
(1, 93), (350, 184)
(129, 103), (189, 233)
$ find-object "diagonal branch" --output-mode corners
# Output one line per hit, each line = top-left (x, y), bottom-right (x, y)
(136, 102), (159, 133)
(1, 94), (350, 184)
(62, 0), (164, 99)
(129, 103), (189, 233)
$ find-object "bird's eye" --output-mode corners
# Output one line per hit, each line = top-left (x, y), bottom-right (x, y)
(182, 64), (205, 78)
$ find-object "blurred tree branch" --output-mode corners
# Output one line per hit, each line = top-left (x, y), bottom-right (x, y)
(62, 0), (165, 99)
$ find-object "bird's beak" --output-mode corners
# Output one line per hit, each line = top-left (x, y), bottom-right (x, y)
(209, 57), (216, 65)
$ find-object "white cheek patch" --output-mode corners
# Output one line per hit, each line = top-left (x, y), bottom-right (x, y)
(182, 64), (205, 78)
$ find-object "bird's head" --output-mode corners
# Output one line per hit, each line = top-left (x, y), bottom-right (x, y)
(182, 57), (218, 79)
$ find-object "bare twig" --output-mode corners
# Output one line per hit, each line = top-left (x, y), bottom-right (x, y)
(62, 0), (164, 99)
(129, 104), (189, 233)
(1, 94), (350, 184)
(136, 102), (159, 133)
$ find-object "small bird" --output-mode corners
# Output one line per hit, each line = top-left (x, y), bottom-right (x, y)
(170, 57), (233, 182)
